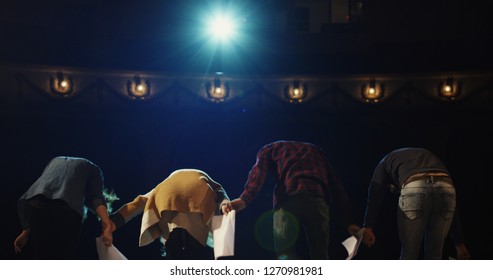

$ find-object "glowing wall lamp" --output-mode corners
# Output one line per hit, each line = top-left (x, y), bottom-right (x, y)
(205, 78), (229, 103)
(50, 72), (73, 96)
(284, 80), (307, 103)
(437, 76), (461, 101)
(127, 75), (151, 100)
(361, 77), (384, 103)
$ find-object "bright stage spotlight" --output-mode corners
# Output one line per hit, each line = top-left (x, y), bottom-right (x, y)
(207, 13), (237, 42)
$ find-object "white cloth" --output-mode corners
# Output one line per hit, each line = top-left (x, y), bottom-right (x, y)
(211, 210), (236, 259)
(96, 236), (128, 260)
(341, 228), (364, 260)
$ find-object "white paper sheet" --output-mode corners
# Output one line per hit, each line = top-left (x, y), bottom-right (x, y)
(96, 236), (128, 260)
(211, 210), (236, 259)
(341, 228), (365, 260)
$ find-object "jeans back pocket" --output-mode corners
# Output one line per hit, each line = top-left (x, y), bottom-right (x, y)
(399, 193), (425, 220)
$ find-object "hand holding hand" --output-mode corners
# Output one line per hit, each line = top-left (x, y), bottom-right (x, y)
(347, 224), (362, 236)
(223, 198), (246, 214)
(101, 220), (115, 247)
(363, 227), (376, 248)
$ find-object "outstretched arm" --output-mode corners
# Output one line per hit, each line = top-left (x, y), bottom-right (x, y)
(223, 198), (246, 214)
(207, 176), (231, 215)
(95, 205), (114, 247)
(448, 207), (471, 259)
(363, 181), (387, 247)
(110, 194), (149, 229)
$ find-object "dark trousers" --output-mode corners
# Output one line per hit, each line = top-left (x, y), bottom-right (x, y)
(164, 228), (213, 260)
(23, 198), (82, 259)
(273, 193), (330, 260)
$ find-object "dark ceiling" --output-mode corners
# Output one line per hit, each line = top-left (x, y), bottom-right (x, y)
(1, 0), (492, 75)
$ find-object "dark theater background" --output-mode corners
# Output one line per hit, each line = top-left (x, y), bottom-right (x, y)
(1, 0), (492, 260)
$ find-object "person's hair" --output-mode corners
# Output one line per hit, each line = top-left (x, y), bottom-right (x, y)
(103, 188), (119, 213)
(82, 188), (119, 222)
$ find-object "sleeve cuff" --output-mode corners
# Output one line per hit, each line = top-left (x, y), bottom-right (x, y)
(239, 195), (250, 204)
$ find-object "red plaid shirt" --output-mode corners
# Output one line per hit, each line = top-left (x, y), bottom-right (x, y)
(240, 141), (354, 225)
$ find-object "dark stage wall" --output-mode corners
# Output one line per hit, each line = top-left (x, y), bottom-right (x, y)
(1, 88), (492, 260)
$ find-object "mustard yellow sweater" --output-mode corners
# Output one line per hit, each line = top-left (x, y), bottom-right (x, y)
(111, 169), (229, 246)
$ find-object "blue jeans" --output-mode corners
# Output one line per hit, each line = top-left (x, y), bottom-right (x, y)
(397, 179), (456, 259)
